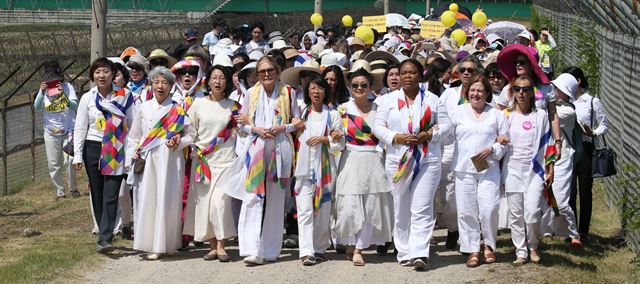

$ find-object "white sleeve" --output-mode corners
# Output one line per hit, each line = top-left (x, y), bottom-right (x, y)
(430, 99), (452, 143)
(592, 97), (609, 136)
(125, 106), (143, 168)
(490, 110), (509, 160)
(372, 97), (397, 146)
(328, 111), (345, 152)
(73, 94), (90, 164)
(547, 34), (557, 48)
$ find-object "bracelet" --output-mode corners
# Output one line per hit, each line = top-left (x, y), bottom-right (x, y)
(554, 139), (562, 145)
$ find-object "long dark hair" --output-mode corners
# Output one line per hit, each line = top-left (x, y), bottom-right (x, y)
(562, 66), (589, 90)
(321, 65), (350, 105)
(383, 63), (400, 88)
(424, 58), (451, 96)
(303, 72), (330, 106)
(205, 65), (233, 98)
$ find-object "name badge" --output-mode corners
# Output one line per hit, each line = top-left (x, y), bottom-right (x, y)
(96, 117), (106, 130)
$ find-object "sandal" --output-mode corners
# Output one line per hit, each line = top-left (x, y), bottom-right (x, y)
(484, 248), (496, 264)
(352, 253), (365, 266)
(530, 249), (541, 264)
(512, 257), (526, 266)
(466, 252), (480, 268)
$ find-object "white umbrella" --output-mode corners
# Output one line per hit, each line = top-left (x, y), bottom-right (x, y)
(485, 21), (528, 44)
(386, 13), (409, 27)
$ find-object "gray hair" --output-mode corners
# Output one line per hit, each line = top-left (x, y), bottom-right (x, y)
(457, 55), (484, 74)
(186, 45), (210, 65)
(148, 66), (176, 86)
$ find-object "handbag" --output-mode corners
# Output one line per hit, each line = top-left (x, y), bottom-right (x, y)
(589, 97), (617, 178)
(133, 158), (146, 174)
(62, 136), (74, 156)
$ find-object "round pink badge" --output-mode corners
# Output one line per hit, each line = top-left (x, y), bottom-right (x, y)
(522, 121), (532, 130)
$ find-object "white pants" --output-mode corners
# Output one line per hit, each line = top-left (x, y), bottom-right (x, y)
(505, 164), (543, 258)
(454, 170), (500, 253)
(541, 156), (579, 238)
(238, 180), (286, 260)
(387, 160), (441, 262)
(43, 131), (76, 197)
(437, 162), (457, 231)
(295, 178), (331, 258)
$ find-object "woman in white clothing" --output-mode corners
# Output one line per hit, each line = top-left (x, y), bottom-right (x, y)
(73, 58), (134, 253)
(35, 60), (79, 198)
(450, 74), (508, 267)
(373, 59), (452, 270)
(541, 73), (582, 246)
(126, 67), (195, 260)
(293, 73), (343, 266)
(335, 69), (393, 266)
(231, 56), (300, 266)
(502, 75), (556, 265)
(183, 65), (239, 262)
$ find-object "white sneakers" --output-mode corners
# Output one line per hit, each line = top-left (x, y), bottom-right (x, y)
(243, 255), (264, 266)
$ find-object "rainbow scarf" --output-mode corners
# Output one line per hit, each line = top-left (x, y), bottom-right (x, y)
(392, 89), (432, 183)
(193, 101), (240, 184)
(95, 87), (134, 175)
(134, 100), (188, 157)
(531, 118), (559, 215)
(339, 104), (378, 146)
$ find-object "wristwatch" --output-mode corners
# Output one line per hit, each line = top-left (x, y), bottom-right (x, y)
(554, 139), (562, 144)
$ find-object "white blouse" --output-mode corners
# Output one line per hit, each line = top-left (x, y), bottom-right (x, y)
(451, 104), (508, 174)
(574, 92), (608, 142)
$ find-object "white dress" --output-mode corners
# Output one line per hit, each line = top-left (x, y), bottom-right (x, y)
(127, 96), (195, 254)
(334, 101), (393, 248)
(183, 98), (238, 241)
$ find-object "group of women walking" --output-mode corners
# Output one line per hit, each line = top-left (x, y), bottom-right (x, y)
(38, 22), (608, 270)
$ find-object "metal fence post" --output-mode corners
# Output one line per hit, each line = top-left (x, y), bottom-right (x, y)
(1, 106), (7, 195)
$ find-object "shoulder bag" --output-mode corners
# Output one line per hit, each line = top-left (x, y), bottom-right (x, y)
(590, 97), (617, 178)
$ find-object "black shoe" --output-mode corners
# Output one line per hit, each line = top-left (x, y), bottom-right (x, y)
(376, 244), (389, 255)
(122, 227), (133, 240)
(71, 191), (81, 198)
(314, 253), (326, 262)
(176, 240), (190, 251)
(335, 244), (346, 254)
(96, 241), (114, 253)
(445, 231), (459, 250)
(193, 241), (206, 248)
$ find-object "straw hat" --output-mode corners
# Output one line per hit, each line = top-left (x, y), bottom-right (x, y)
(283, 48), (299, 60)
(346, 60), (384, 91)
(349, 37), (365, 48)
(280, 59), (321, 87)
(148, 49), (178, 68)
(364, 50), (400, 65)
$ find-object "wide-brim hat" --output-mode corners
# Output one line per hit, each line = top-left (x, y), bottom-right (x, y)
(272, 39), (292, 50)
(148, 49), (178, 68)
(269, 36), (285, 46)
(283, 48), (299, 60)
(42, 60), (64, 82)
(238, 61), (257, 83)
(346, 59), (384, 91)
(349, 37), (365, 48)
(364, 50), (400, 65)
(127, 55), (148, 72)
(551, 73), (578, 101)
(213, 54), (233, 68)
(170, 59), (201, 74)
(320, 53), (346, 70)
(497, 44), (550, 84)
(280, 59), (321, 87)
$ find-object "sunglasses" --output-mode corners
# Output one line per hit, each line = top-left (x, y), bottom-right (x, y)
(257, 68), (276, 75)
(488, 75), (503, 81)
(127, 63), (144, 71)
(351, 82), (369, 89)
(512, 86), (533, 92)
(516, 59), (530, 66)
(177, 67), (199, 76)
(459, 67), (476, 74)
(150, 58), (169, 67)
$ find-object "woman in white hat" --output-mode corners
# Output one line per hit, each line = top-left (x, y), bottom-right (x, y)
(300, 31), (318, 51)
(540, 73), (581, 247)
(334, 69), (392, 266)
(373, 59), (452, 270)
(171, 59), (206, 112)
(230, 56), (301, 266)
(126, 55), (153, 104)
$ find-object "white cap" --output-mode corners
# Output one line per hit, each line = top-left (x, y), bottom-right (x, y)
(551, 73), (579, 101)
(249, 50), (264, 61)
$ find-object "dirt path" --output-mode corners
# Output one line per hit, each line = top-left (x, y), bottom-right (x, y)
(83, 229), (541, 283)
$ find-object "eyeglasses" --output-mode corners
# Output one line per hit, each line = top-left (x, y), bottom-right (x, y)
(309, 85), (325, 92)
(516, 59), (529, 66)
(459, 67), (476, 74)
(488, 76), (503, 81)
(257, 68), (276, 75)
(177, 67), (199, 76)
(512, 86), (533, 92)
(149, 58), (169, 67)
(351, 83), (369, 89)
(126, 63), (144, 71)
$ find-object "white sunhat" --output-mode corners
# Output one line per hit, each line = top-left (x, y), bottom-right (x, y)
(249, 50), (264, 62)
(213, 54), (233, 67)
(551, 73), (579, 101)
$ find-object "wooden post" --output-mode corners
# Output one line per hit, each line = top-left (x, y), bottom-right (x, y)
(384, 0), (389, 14)
(314, 0), (322, 31)
(90, 0), (107, 63)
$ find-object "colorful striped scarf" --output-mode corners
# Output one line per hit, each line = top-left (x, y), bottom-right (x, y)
(134, 100), (188, 156)
(339, 105), (378, 146)
(193, 101), (240, 184)
(392, 90), (432, 183)
(95, 87), (134, 175)
(532, 121), (559, 215)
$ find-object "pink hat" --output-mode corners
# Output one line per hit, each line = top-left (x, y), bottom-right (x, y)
(496, 44), (550, 84)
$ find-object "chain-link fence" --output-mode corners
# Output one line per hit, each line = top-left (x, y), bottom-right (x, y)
(533, 1), (640, 253)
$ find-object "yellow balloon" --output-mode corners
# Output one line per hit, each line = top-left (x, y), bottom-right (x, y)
(450, 29), (467, 47)
(440, 10), (456, 27)
(342, 15), (353, 27)
(354, 26), (374, 45)
(310, 13), (323, 26)
(449, 3), (459, 13)
(472, 11), (488, 27)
